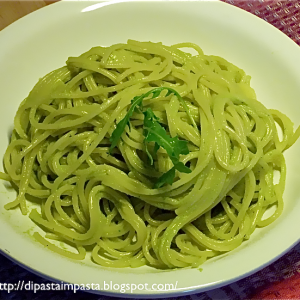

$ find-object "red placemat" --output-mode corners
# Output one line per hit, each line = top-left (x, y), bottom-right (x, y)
(224, 0), (300, 46)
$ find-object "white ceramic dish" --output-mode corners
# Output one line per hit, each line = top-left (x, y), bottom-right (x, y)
(1, 0), (300, 297)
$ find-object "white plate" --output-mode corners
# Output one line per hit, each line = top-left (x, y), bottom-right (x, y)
(1, 0), (300, 297)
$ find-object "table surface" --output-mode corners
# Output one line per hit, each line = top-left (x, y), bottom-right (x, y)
(0, 1), (300, 300)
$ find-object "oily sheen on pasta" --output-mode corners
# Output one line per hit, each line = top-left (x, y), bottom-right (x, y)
(1, 40), (299, 269)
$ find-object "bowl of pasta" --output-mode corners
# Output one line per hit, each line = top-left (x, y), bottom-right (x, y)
(0, 0), (300, 297)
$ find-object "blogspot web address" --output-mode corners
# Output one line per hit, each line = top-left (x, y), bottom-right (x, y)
(0, 281), (179, 294)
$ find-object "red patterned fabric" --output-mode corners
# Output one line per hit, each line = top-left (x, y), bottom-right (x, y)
(251, 272), (300, 299)
(224, 0), (300, 46)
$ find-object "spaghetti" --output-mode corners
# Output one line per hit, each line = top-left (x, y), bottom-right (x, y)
(0, 40), (299, 269)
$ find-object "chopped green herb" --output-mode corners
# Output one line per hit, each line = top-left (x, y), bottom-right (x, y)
(109, 87), (194, 188)
(154, 167), (176, 189)
(143, 108), (191, 188)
